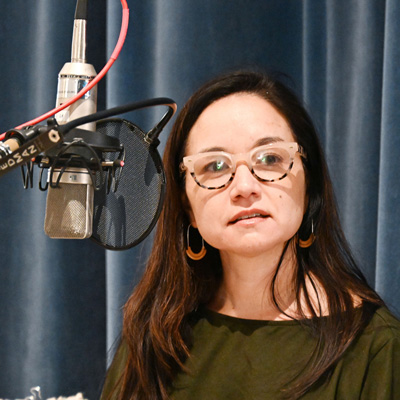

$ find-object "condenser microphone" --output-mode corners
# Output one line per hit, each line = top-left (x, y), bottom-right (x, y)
(45, 0), (97, 239)
(43, 128), (108, 240)
(42, 125), (121, 240)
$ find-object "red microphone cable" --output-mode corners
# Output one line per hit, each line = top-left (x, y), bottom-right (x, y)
(0, 0), (129, 141)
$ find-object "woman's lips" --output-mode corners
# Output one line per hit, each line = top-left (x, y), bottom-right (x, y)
(229, 211), (269, 224)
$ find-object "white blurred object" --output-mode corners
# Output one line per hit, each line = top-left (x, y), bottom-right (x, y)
(0, 386), (42, 400)
(0, 387), (88, 400)
(47, 394), (88, 400)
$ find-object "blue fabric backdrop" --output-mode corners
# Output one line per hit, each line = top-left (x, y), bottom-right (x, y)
(0, 0), (399, 398)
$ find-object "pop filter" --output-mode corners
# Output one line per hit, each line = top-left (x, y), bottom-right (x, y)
(92, 118), (165, 250)
(53, 98), (176, 250)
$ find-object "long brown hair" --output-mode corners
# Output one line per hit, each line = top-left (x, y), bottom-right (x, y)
(108, 70), (384, 399)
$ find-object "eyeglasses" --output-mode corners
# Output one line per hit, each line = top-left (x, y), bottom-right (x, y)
(181, 142), (306, 190)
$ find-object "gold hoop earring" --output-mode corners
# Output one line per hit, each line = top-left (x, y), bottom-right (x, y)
(298, 221), (316, 248)
(186, 224), (207, 260)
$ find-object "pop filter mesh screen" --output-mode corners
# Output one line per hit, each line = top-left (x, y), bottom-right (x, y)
(92, 119), (165, 250)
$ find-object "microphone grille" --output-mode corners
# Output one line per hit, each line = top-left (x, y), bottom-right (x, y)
(44, 180), (93, 239)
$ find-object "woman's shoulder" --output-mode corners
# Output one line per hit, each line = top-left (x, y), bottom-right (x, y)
(356, 305), (400, 355)
(365, 306), (400, 333)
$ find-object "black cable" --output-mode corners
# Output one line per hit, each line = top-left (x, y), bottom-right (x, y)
(58, 98), (177, 144)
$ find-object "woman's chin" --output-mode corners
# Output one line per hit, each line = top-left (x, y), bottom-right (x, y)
(218, 239), (289, 258)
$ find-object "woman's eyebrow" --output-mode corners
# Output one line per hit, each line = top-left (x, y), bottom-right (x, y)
(253, 136), (284, 147)
(197, 146), (226, 153)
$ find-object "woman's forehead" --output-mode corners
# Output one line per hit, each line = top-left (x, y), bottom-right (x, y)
(186, 93), (294, 154)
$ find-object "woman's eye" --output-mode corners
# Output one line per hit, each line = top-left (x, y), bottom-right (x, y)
(257, 154), (281, 165)
(206, 160), (229, 172)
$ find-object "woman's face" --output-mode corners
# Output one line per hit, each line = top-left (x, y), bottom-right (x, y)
(184, 93), (307, 258)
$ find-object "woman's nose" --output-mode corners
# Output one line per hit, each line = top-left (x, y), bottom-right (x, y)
(229, 163), (262, 200)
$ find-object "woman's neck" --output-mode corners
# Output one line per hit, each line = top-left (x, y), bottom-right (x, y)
(208, 244), (299, 321)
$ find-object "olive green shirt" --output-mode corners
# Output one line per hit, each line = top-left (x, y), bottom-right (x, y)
(102, 306), (400, 399)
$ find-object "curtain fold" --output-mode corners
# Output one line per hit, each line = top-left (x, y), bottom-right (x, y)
(0, 0), (399, 398)
(303, 0), (386, 285)
(376, 0), (400, 308)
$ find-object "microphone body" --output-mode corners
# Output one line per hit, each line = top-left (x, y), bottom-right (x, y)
(55, 14), (97, 131)
(55, 61), (97, 131)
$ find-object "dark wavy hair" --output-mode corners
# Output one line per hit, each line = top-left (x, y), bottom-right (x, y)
(106, 70), (383, 399)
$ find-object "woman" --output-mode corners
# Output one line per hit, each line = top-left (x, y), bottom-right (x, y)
(101, 70), (400, 399)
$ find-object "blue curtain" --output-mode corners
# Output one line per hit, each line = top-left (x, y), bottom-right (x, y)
(0, 0), (399, 398)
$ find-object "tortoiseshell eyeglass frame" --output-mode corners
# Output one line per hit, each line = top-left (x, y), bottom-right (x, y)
(180, 141), (307, 190)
